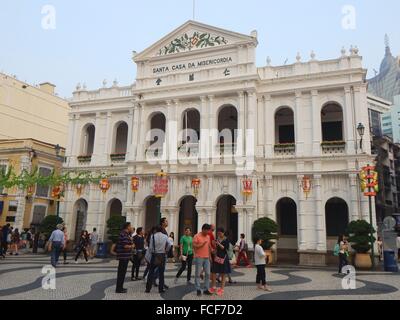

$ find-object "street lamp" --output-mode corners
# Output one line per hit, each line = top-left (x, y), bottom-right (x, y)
(357, 123), (365, 150)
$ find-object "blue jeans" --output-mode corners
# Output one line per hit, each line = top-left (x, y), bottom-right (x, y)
(195, 257), (210, 292)
(51, 241), (62, 267)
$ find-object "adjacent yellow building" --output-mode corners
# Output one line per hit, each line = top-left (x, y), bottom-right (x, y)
(0, 73), (70, 146)
(0, 139), (65, 231)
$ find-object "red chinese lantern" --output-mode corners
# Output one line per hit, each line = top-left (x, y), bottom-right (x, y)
(27, 185), (35, 196)
(301, 176), (312, 199)
(99, 178), (111, 193)
(153, 171), (168, 198)
(191, 178), (201, 197)
(131, 176), (140, 193)
(51, 184), (64, 199)
(242, 176), (253, 196)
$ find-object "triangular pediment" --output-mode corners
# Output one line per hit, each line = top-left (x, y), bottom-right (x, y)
(134, 20), (257, 62)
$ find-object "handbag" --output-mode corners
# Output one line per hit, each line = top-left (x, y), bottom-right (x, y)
(214, 255), (226, 265)
(181, 255), (187, 262)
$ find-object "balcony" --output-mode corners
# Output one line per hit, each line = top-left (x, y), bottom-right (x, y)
(321, 141), (346, 155)
(274, 143), (295, 156)
(110, 153), (126, 162)
(178, 143), (199, 159)
(77, 155), (92, 163)
(217, 143), (237, 156)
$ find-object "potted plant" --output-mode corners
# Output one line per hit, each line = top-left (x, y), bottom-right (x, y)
(106, 215), (127, 256)
(346, 220), (376, 269)
(252, 217), (278, 265)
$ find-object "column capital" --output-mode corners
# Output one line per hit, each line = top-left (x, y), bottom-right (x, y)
(208, 95), (215, 101)
(238, 91), (245, 98)
(166, 100), (172, 106)
(263, 94), (271, 101)
(295, 90), (302, 99)
(200, 95), (207, 102)
(311, 89), (318, 97)
(344, 86), (351, 94)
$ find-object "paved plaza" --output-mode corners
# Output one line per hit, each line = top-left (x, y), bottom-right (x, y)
(0, 254), (399, 300)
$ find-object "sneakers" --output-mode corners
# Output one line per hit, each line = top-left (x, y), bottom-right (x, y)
(197, 290), (202, 296)
(264, 286), (273, 292)
(203, 290), (213, 296)
(216, 288), (224, 297)
(208, 287), (216, 294)
(75, 260), (78, 264)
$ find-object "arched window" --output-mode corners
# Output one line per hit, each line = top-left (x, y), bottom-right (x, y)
(275, 107), (295, 144)
(321, 103), (344, 142)
(108, 198), (123, 218)
(82, 124), (95, 156)
(218, 105), (238, 154)
(148, 113), (166, 157)
(180, 109), (200, 156)
(113, 122), (128, 155)
(325, 197), (349, 237)
(277, 198), (297, 236)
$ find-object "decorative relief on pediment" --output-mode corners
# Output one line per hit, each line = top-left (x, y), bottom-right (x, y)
(158, 31), (228, 56)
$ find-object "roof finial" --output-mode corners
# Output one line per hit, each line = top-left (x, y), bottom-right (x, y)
(385, 34), (390, 48)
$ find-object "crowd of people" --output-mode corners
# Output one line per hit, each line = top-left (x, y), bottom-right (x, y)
(113, 218), (273, 296)
(0, 224), (34, 258)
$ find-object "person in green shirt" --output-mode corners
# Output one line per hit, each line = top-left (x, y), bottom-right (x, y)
(174, 227), (194, 284)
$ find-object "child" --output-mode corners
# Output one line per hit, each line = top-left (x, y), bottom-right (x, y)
(254, 238), (272, 292)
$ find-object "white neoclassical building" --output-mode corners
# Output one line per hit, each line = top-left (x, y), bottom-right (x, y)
(61, 21), (376, 266)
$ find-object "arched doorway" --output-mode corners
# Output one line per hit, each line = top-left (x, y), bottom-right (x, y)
(276, 197), (298, 263)
(74, 199), (88, 241)
(325, 197), (349, 237)
(178, 196), (198, 240)
(216, 195), (238, 243)
(108, 198), (123, 218)
(144, 196), (161, 231)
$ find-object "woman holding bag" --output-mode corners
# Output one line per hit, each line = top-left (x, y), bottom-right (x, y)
(175, 227), (193, 284)
(210, 228), (231, 297)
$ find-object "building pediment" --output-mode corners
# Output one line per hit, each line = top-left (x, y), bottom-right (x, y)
(134, 20), (257, 62)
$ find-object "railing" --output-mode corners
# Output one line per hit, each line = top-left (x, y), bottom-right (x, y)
(321, 141), (346, 155)
(110, 153), (126, 162)
(77, 155), (92, 163)
(216, 143), (237, 156)
(178, 143), (199, 158)
(274, 143), (295, 156)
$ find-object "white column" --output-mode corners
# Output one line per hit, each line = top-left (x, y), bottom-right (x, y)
(102, 112), (112, 165)
(238, 92), (245, 141)
(257, 95), (265, 151)
(349, 174), (360, 221)
(256, 177), (264, 219)
(129, 103), (140, 161)
(247, 91), (257, 153)
(297, 175), (307, 251)
(65, 114), (75, 166)
(355, 85), (371, 154)
(311, 90), (321, 156)
(136, 103), (146, 161)
(265, 175), (274, 220)
(344, 86), (356, 154)
(264, 95), (274, 158)
(238, 208), (245, 239)
(126, 108), (134, 160)
(246, 209), (254, 246)
(71, 114), (81, 165)
(314, 175), (326, 251)
(295, 91), (304, 157)
(14, 155), (30, 230)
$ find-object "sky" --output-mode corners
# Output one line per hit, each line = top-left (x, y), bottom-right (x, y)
(0, 0), (399, 98)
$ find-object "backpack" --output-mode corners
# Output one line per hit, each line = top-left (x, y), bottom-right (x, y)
(333, 243), (340, 257)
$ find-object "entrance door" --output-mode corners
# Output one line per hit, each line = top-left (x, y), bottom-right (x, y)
(179, 196), (198, 239)
(216, 195), (238, 243)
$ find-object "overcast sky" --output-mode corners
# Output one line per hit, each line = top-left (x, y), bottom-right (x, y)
(1, 0), (399, 98)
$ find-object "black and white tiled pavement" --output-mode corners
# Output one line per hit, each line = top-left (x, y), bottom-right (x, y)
(0, 254), (399, 300)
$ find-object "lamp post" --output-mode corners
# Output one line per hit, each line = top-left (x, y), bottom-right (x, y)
(357, 123), (365, 151)
(54, 144), (63, 219)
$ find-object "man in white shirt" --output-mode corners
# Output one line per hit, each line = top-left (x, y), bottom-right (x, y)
(48, 224), (65, 267)
(145, 226), (172, 294)
(89, 228), (99, 259)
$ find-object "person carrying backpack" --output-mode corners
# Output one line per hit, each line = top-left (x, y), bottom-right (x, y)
(235, 234), (251, 268)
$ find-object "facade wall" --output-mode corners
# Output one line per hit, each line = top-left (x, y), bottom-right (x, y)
(61, 21), (377, 265)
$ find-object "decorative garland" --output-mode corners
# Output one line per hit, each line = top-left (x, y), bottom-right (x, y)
(0, 166), (116, 192)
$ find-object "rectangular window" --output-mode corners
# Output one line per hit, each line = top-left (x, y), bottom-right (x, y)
(35, 167), (52, 198)
(31, 205), (47, 226)
(8, 200), (18, 212)
(6, 216), (16, 223)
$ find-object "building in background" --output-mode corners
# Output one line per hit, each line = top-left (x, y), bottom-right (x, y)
(381, 95), (400, 143)
(0, 139), (65, 231)
(372, 136), (400, 224)
(368, 35), (400, 104)
(367, 94), (391, 138)
(0, 73), (70, 146)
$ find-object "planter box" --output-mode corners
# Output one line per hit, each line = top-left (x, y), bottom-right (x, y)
(77, 155), (92, 163)
(110, 154), (126, 161)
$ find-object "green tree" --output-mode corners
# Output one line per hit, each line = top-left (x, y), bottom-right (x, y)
(106, 215), (127, 244)
(346, 220), (376, 254)
(39, 215), (64, 240)
(252, 217), (278, 250)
